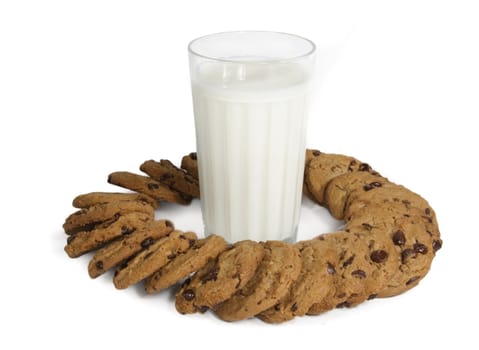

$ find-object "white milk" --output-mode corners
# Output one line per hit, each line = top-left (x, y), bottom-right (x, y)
(191, 61), (310, 242)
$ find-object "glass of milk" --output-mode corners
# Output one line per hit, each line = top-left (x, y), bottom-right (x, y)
(188, 31), (316, 243)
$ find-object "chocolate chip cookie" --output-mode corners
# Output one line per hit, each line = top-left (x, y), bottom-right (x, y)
(215, 241), (302, 322)
(324, 171), (388, 220)
(113, 231), (197, 289)
(144, 234), (227, 294)
(88, 219), (174, 278)
(140, 159), (200, 198)
(175, 240), (264, 314)
(65, 212), (153, 258)
(258, 239), (338, 323)
(72, 192), (159, 209)
(180, 152), (199, 180)
(63, 200), (155, 235)
(108, 171), (191, 205)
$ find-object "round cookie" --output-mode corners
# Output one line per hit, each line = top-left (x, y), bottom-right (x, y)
(307, 231), (380, 314)
(72, 192), (159, 209)
(64, 212), (153, 258)
(324, 171), (388, 220)
(214, 241), (302, 322)
(305, 153), (361, 205)
(113, 231), (197, 290)
(88, 219), (174, 278)
(144, 234), (227, 293)
(63, 200), (155, 235)
(347, 202), (438, 297)
(257, 239), (338, 323)
(175, 240), (264, 314)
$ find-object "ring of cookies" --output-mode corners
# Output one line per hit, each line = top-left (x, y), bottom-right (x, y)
(63, 150), (442, 323)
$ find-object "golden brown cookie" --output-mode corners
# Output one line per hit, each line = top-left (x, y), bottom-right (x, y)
(305, 153), (362, 204)
(214, 241), (302, 322)
(63, 200), (155, 235)
(258, 239), (338, 323)
(113, 231), (197, 290)
(180, 152), (199, 180)
(65, 212), (153, 258)
(108, 171), (191, 205)
(140, 159), (200, 198)
(88, 219), (174, 278)
(324, 171), (388, 220)
(72, 192), (159, 209)
(144, 234), (227, 294)
(175, 240), (264, 314)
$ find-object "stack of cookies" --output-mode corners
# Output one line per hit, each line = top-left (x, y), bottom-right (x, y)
(62, 150), (442, 323)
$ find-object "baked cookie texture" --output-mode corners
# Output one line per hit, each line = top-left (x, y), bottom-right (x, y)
(62, 150), (442, 323)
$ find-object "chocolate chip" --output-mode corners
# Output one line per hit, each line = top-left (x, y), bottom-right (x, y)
(291, 303), (298, 312)
(362, 223), (373, 231)
(401, 249), (416, 263)
(392, 230), (406, 246)
(359, 163), (372, 172)
(312, 150), (321, 156)
(348, 160), (357, 172)
(201, 266), (219, 283)
(121, 226), (134, 235)
(140, 237), (155, 249)
(363, 183), (376, 191)
(351, 269), (366, 278)
(181, 278), (191, 288)
(327, 262), (336, 274)
(343, 255), (355, 268)
(406, 276), (420, 285)
(147, 182), (159, 190)
(189, 152), (197, 160)
(425, 208), (431, 215)
(167, 253), (176, 260)
(432, 240), (442, 252)
(96, 261), (104, 270)
(367, 294), (377, 300)
(159, 173), (174, 181)
(188, 239), (196, 247)
(165, 220), (174, 228)
(196, 306), (208, 313)
(370, 250), (389, 263)
(182, 289), (195, 301)
(414, 243), (428, 254)
(336, 301), (350, 308)
(336, 292), (346, 299)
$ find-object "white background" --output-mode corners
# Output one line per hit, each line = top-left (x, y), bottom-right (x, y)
(1, 0), (478, 349)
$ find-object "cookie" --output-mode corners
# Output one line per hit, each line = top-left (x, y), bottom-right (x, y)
(72, 192), (159, 209)
(65, 212), (153, 258)
(180, 152), (199, 180)
(347, 203), (438, 297)
(324, 171), (388, 220)
(175, 240), (264, 314)
(307, 231), (380, 314)
(140, 159), (200, 198)
(257, 239), (338, 323)
(108, 171), (191, 205)
(144, 234), (227, 293)
(63, 200), (155, 235)
(214, 241), (302, 322)
(305, 153), (364, 204)
(88, 219), (174, 278)
(113, 231), (197, 290)
(302, 149), (322, 201)
(345, 181), (437, 225)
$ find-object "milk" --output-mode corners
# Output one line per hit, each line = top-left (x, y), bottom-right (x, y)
(191, 60), (311, 242)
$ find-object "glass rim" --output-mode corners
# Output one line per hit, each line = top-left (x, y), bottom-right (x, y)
(188, 30), (316, 64)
